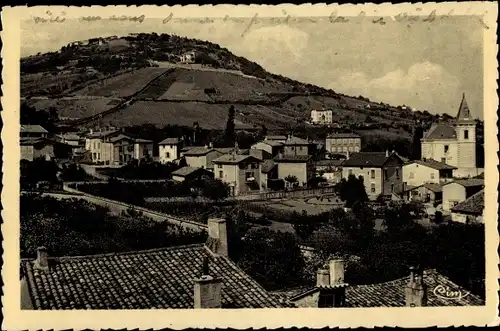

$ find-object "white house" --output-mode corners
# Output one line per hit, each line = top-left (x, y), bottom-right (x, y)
(441, 179), (484, 213)
(311, 109), (333, 125)
(421, 93), (479, 177)
(158, 137), (182, 164)
(403, 159), (456, 187)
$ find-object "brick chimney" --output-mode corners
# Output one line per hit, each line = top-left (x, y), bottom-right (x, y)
(405, 267), (427, 307)
(316, 268), (330, 286)
(329, 258), (345, 285)
(205, 218), (228, 257)
(34, 246), (49, 272)
(193, 257), (222, 308)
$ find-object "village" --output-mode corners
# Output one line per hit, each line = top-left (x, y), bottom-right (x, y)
(20, 90), (485, 310)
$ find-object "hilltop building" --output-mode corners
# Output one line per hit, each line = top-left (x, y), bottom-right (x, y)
(421, 93), (481, 178)
(311, 109), (333, 125)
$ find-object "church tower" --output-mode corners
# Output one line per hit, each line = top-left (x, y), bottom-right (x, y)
(455, 93), (477, 168)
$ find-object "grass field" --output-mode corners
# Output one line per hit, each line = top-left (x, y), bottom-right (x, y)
(71, 67), (169, 98)
(26, 98), (119, 119)
(256, 197), (344, 216)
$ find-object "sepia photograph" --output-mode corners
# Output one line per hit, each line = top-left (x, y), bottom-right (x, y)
(1, 2), (498, 329)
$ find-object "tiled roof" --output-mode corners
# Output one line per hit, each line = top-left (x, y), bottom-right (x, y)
(171, 166), (205, 177)
(57, 133), (81, 141)
(451, 189), (484, 215)
(327, 132), (361, 139)
(410, 159), (457, 170)
(183, 147), (216, 156)
(315, 159), (344, 167)
(109, 134), (136, 143)
(342, 152), (401, 168)
(261, 159), (277, 173)
(22, 244), (284, 310)
(159, 137), (181, 145)
(275, 269), (484, 307)
(255, 140), (284, 147)
(213, 154), (261, 165)
(134, 138), (153, 143)
(20, 137), (53, 146)
(265, 135), (287, 141)
(86, 130), (119, 139)
(21, 124), (48, 134)
(422, 123), (456, 140)
(346, 269), (484, 307)
(284, 136), (310, 146)
(451, 178), (484, 188)
(274, 154), (313, 163)
(214, 147), (236, 154)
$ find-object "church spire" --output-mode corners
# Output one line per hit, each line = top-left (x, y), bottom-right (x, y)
(456, 93), (472, 121)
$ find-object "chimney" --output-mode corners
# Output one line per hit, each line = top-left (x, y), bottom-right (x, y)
(209, 142), (213, 148)
(193, 257), (222, 308)
(405, 267), (427, 307)
(346, 150), (350, 159)
(316, 268), (330, 287)
(34, 246), (49, 272)
(385, 150), (389, 157)
(206, 218), (228, 257)
(329, 258), (345, 285)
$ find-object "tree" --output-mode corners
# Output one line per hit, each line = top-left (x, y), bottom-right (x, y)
(236, 228), (306, 290)
(200, 178), (229, 201)
(224, 105), (236, 147)
(410, 125), (424, 160)
(338, 174), (368, 207)
(293, 210), (317, 241)
(284, 175), (299, 189)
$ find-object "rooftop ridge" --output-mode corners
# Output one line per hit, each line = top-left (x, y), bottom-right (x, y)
(21, 243), (206, 262)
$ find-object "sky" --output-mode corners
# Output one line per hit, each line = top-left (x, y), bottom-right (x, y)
(21, 13), (485, 119)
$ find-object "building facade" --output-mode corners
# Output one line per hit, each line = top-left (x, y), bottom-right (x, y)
(442, 179), (484, 213)
(159, 138), (182, 164)
(403, 159), (456, 187)
(182, 147), (223, 171)
(342, 152), (404, 200)
(213, 154), (262, 196)
(275, 155), (315, 188)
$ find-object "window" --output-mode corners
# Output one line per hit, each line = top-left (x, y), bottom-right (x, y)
(464, 130), (469, 140)
(127, 145), (134, 152)
(391, 184), (395, 192)
(343, 147), (348, 152)
(370, 170), (375, 179)
(409, 172), (414, 179)
(396, 169), (400, 179)
(166, 152), (170, 158)
(219, 171), (223, 179)
(430, 173), (435, 179)
(342, 139), (347, 144)
(444, 145), (449, 153)
(318, 293), (335, 308)
(299, 146), (303, 151)
(441, 157), (446, 164)
(355, 147), (360, 152)
(217, 164), (222, 169)
(384, 170), (388, 178)
(291, 146), (295, 151)
(348, 169), (353, 176)
(371, 183), (376, 193)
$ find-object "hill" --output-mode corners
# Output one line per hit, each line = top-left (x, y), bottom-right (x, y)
(21, 33), (441, 136)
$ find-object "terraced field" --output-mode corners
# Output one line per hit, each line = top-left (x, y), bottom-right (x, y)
(71, 67), (170, 98)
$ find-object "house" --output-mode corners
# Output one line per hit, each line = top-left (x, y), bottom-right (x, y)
(20, 138), (55, 161)
(311, 109), (333, 125)
(20, 218), (285, 310)
(182, 147), (223, 171)
(283, 136), (310, 156)
(106, 135), (153, 165)
(260, 159), (278, 191)
(20, 125), (49, 138)
(249, 148), (272, 161)
(405, 183), (443, 204)
(403, 159), (456, 187)
(212, 154), (262, 196)
(56, 133), (82, 146)
(450, 189), (484, 224)
(250, 140), (284, 157)
(171, 166), (214, 182)
(274, 154), (315, 188)
(315, 159), (343, 184)
(421, 93), (480, 177)
(442, 179), (484, 213)
(325, 132), (361, 156)
(272, 259), (484, 307)
(179, 50), (197, 64)
(84, 129), (120, 163)
(342, 151), (405, 200)
(158, 137), (183, 164)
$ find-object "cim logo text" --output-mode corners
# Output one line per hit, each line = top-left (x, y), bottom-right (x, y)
(433, 285), (470, 300)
